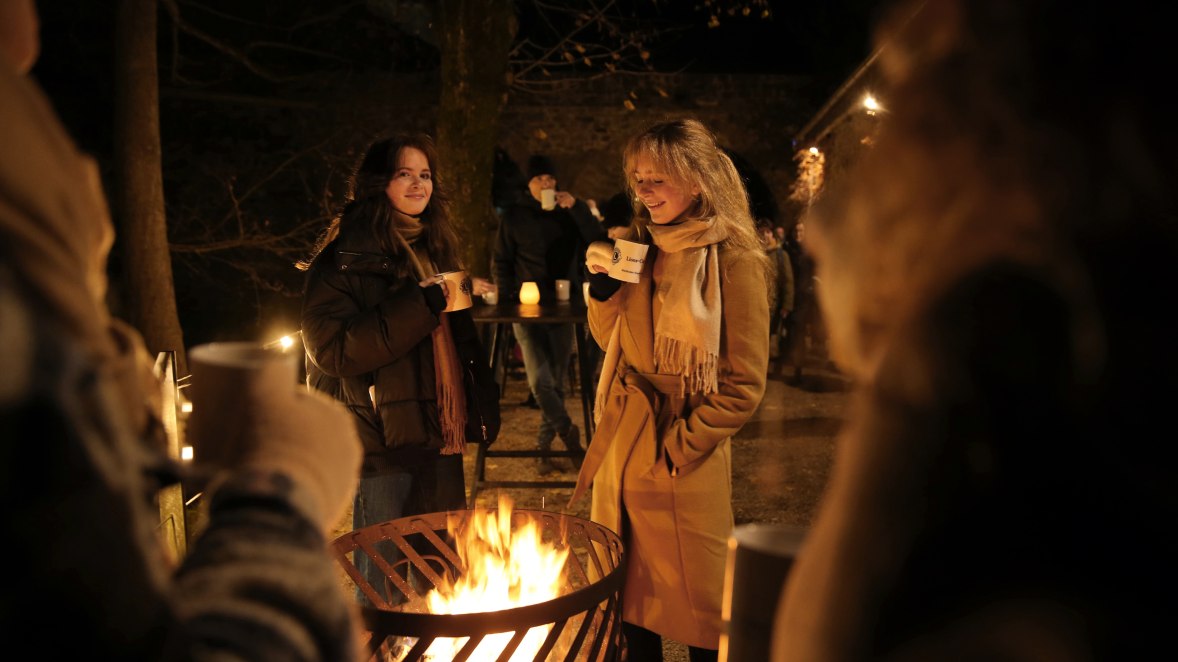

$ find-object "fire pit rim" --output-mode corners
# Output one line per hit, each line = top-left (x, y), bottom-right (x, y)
(336, 507), (627, 640)
(359, 566), (625, 639)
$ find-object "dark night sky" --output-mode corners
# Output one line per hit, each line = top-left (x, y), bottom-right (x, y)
(32, 1), (888, 113)
(643, 0), (884, 81)
(26, 0), (888, 345)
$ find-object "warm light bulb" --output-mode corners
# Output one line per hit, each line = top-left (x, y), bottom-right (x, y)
(519, 281), (541, 305)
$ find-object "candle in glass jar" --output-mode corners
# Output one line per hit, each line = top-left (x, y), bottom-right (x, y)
(519, 281), (541, 305)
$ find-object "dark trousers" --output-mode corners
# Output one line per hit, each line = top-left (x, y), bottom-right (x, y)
(623, 622), (718, 662)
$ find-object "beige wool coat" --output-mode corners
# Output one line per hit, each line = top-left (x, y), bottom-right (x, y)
(571, 242), (769, 649)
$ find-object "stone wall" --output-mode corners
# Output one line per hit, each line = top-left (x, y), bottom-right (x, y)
(496, 72), (815, 223)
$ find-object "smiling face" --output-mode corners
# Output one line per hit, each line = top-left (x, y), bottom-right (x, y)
(384, 146), (433, 216)
(631, 155), (699, 225)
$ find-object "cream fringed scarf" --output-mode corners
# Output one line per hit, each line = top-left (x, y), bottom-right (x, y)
(646, 217), (728, 395)
(390, 212), (467, 455)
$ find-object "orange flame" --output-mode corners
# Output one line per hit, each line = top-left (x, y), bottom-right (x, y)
(421, 496), (569, 660)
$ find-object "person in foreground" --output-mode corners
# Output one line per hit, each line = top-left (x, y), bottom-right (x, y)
(771, 0), (1178, 660)
(0, 0), (364, 657)
(573, 118), (770, 661)
(299, 132), (494, 606)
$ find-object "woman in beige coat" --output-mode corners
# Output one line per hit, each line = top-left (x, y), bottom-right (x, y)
(572, 118), (769, 661)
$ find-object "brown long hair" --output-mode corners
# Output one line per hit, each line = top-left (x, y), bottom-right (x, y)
(621, 118), (763, 254)
(296, 132), (461, 273)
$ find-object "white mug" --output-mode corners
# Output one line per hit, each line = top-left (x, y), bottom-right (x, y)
(186, 342), (300, 470)
(438, 270), (473, 312)
(541, 188), (557, 211)
(555, 279), (571, 301)
(608, 239), (649, 283)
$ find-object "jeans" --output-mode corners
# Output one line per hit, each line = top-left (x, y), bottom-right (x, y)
(351, 455), (466, 606)
(513, 322), (574, 446)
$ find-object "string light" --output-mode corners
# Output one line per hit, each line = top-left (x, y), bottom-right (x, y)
(263, 331), (301, 351)
(863, 93), (882, 116)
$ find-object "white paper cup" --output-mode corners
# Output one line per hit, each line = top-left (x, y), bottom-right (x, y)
(608, 238), (649, 283)
(541, 188), (557, 211)
(719, 524), (807, 662)
(186, 342), (300, 470)
(481, 289), (499, 305)
(555, 279), (571, 301)
(438, 270), (473, 312)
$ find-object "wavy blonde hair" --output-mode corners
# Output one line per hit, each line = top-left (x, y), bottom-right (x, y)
(805, 0), (1141, 380)
(622, 118), (763, 256)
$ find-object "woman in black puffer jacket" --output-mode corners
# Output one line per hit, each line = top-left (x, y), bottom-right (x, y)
(298, 132), (493, 606)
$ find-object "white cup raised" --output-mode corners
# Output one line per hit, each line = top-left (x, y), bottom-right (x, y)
(541, 188), (557, 211)
(555, 278), (571, 301)
(186, 342), (300, 470)
(438, 270), (473, 312)
(608, 238), (650, 283)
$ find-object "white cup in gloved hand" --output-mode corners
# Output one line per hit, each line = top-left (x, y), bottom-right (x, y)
(598, 239), (649, 283)
(187, 342), (361, 531)
(585, 241), (614, 275)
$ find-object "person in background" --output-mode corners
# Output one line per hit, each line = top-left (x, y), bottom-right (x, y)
(757, 218), (795, 369)
(491, 154), (604, 474)
(1, 1), (363, 657)
(599, 190), (634, 240)
(298, 133), (494, 605)
(586, 197), (604, 223)
(772, 0), (1178, 660)
(577, 118), (770, 661)
(779, 219), (821, 383)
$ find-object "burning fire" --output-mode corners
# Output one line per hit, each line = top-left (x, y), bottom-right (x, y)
(419, 496), (570, 660)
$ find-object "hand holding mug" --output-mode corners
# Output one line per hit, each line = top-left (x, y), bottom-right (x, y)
(555, 191), (576, 209)
(471, 276), (496, 296)
(419, 274), (450, 306)
(419, 274), (445, 288)
(585, 240), (614, 274)
(437, 270), (473, 312)
(186, 342), (362, 533)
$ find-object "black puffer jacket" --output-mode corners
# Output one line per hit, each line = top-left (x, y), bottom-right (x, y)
(492, 194), (606, 302)
(300, 233), (485, 476)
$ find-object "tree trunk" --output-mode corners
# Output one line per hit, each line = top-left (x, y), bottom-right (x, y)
(113, 0), (187, 371)
(435, 0), (516, 277)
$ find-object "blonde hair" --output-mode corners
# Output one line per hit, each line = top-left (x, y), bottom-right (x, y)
(622, 118), (762, 254)
(809, 0), (1129, 378)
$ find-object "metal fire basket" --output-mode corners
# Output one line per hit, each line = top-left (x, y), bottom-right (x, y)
(331, 509), (626, 662)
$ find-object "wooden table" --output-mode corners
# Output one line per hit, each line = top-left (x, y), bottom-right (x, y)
(467, 299), (596, 506)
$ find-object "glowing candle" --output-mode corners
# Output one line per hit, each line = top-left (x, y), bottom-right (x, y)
(519, 281), (541, 305)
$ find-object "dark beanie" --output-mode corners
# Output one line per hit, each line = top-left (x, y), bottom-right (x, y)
(526, 154), (557, 180)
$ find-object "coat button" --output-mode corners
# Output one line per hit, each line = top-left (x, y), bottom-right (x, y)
(340, 264), (348, 271)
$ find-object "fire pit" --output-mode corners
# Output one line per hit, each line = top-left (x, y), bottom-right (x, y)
(331, 502), (625, 661)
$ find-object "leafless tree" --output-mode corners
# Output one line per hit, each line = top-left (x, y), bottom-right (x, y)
(150, 0), (770, 335)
